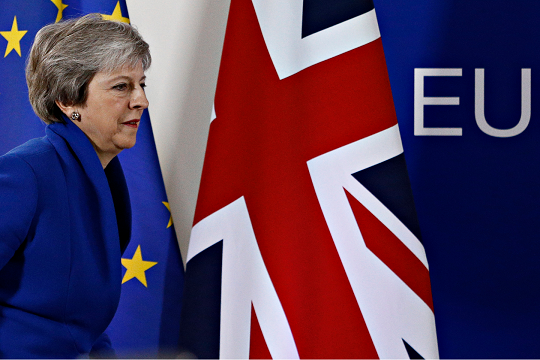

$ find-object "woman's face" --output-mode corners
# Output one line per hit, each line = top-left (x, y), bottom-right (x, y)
(73, 62), (148, 166)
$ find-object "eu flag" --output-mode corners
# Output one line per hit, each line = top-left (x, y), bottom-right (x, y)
(0, 1), (184, 357)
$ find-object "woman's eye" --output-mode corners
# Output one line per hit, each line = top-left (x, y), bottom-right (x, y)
(140, 83), (147, 90)
(113, 83), (128, 91)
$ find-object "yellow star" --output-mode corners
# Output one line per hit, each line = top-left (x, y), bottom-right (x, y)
(101, 1), (130, 24)
(163, 202), (173, 228)
(0, 16), (28, 58)
(50, 0), (68, 23)
(121, 245), (157, 287)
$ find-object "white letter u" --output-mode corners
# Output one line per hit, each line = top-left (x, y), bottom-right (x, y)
(475, 68), (531, 138)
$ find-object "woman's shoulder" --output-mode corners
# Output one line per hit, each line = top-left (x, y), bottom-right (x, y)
(0, 137), (61, 183)
(2, 136), (55, 162)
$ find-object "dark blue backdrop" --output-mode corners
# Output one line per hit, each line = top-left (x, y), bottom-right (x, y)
(375, 1), (540, 358)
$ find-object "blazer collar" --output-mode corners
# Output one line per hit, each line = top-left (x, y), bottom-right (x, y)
(46, 115), (131, 253)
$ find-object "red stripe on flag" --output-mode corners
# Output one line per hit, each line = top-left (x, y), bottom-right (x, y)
(344, 189), (435, 311)
(249, 304), (272, 359)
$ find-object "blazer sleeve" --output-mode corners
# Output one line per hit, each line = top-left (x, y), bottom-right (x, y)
(89, 332), (117, 358)
(0, 154), (38, 270)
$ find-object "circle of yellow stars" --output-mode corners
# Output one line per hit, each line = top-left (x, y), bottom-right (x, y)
(1, 1), (129, 58)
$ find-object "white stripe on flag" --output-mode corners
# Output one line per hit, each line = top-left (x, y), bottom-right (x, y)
(252, 0), (380, 79)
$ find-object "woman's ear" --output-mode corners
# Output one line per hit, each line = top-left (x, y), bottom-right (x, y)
(55, 100), (75, 118)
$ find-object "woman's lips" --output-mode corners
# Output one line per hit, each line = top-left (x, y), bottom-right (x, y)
(122, 119), (140, 128)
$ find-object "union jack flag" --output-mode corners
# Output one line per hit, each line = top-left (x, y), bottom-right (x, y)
(179, 0), (438, 358)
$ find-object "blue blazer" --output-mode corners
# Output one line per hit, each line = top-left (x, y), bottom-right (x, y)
(0, 118), (131, 358)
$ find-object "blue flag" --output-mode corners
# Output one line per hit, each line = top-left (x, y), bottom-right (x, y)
(0, 1), (184, 357)
(374, 0), (540, 358)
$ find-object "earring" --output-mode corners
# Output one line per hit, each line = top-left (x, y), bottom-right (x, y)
(71, 111), (81, 121)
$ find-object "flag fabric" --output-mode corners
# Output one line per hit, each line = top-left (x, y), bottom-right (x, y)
(0, 0), (183, 357)
(375, 1), (540, 357)
(179, 0), (438, 358)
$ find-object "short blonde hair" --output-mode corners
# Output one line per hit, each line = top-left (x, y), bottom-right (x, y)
(26, 14), (151, 124)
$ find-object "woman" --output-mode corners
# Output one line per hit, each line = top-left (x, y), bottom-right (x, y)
(0, 14), (150, 358)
